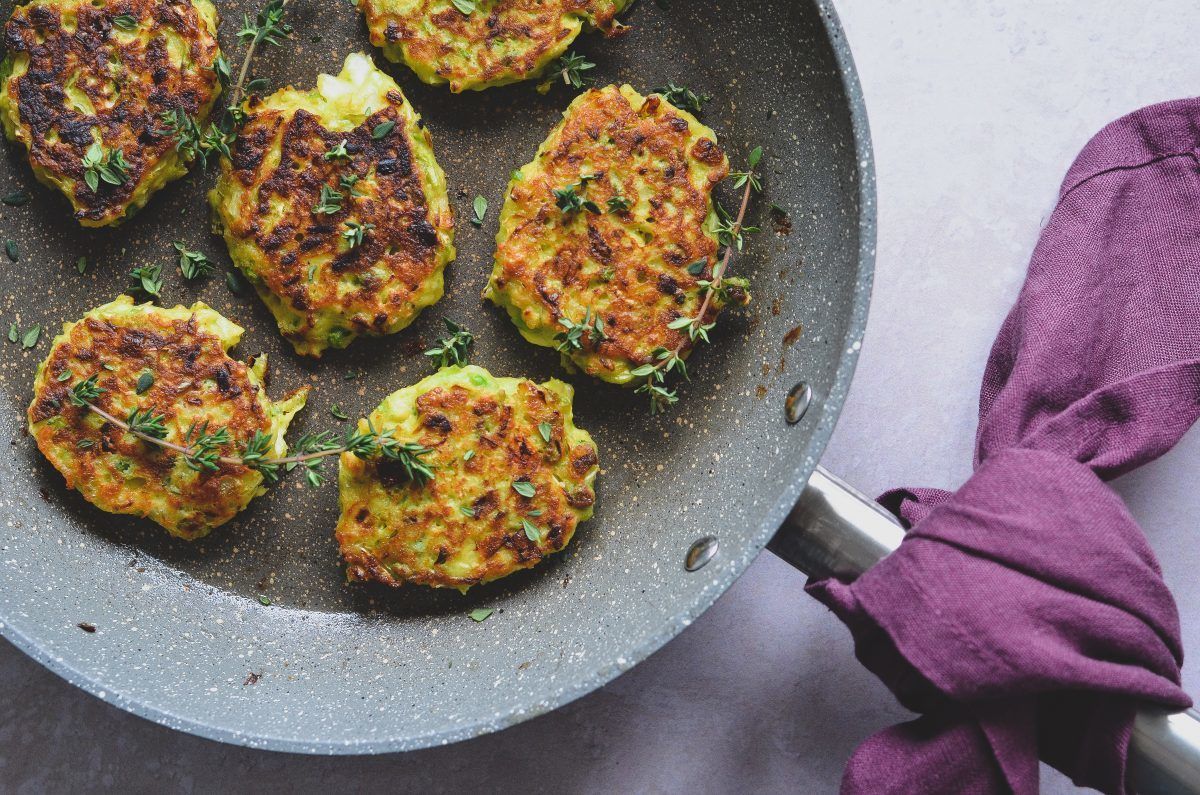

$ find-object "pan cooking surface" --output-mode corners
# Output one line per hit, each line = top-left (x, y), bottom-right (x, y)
(0, 0), (872, 751)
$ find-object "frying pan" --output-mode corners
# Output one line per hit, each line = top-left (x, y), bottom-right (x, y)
(0, 0), (1197, 787)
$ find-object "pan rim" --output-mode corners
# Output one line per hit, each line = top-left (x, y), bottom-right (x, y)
(0, 0), (876, 755)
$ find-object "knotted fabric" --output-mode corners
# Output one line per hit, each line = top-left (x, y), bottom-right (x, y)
(808, 99), (1200, 793)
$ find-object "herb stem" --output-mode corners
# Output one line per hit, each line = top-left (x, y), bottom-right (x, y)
(78, 397), (346, 468)
(230, 0), (289, 109)
(651, 173), (754, 375)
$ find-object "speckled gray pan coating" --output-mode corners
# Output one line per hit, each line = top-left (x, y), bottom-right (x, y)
(0, 0), (874, 752)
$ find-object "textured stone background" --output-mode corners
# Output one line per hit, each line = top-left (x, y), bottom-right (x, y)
(4, 1), (1200, 791)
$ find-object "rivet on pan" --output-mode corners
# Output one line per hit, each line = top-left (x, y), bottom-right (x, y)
(785, 382), (813, 425)
(685, 536), (719, 572)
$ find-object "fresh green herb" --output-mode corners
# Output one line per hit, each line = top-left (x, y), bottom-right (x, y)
(451, 0), (477, 13)
(312, 185), (344, 215)
(75, 256), (88, 274)
(538, 422), (552, 444)
(459, 506), (475, 517)
(463, 449), (475, 462)
(654, 82), (710, 114)
(161, 0), (292, 168)
(541, 51), (595, 91)
(77, 439), (95, 449)
(2, 191), (30, 206)
(135, 371), (155, 394)
(512, 479), (536, 498)
(341, 220), (374, 249)
(714, 202), (760, 252)
(225, 269), (248, 295)
(338, 173), (364, 196)
(424, 318), (474, 368)
(606, 195), (630, 213)
(468, 607), (493, 622)
(56, 370), (73, 382)
(258, 595), (272, 606)
(729, 146), (764, 192)
(4, 239), (17, 262)
(330, 404), (349, 421)
(471, 195), (488, 227)
(62, 373), (438, 491)
(111, 13), (138, 30)
(632, 148), (763, 413)
(20, 324), (41, 349)
(324, 139), (350, 161)
(7, 322), (17, 343)
(126, 406), (169, 440)
(554, 308), (605, 352)
(522, 518), (541, 542)
(129, 264), (163, 300)
(157, 108), (233, 170)
(181, 421), (231, 471)
(173, 242), (214, 280)
(237, 0), (293, 47)
(372, 120), (396, 140)
(553, 180), (601, 215)
(81, 142), (130, 192)
(68, 375), (104, 406)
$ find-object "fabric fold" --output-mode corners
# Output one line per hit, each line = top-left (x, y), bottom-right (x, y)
(810, 97), (1200, 794)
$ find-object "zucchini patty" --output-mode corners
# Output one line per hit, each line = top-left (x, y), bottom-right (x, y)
(0, 0), (222, 226)
(209, 52), (455, 357)
(336, 365), (599, 590)
(356, 0), (631, 93)
(28, 296), (308, 540)
(486, 84), (744, 384)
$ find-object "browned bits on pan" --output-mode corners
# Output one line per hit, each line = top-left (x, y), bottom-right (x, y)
(1, 0), (221, 225)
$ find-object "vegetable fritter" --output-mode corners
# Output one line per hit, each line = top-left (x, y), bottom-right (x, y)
(337, 365), (599, 590)
(0, 0), (222, 226)
(356, 0), (632, 93)
(209, 52), (455, 357)
(486, 84), (745, 385)
(28, 297), (308, 540)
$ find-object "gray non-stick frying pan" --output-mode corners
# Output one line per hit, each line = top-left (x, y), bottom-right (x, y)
(1, 0), (1198, 787)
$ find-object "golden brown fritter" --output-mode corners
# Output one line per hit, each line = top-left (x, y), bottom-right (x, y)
(209, 53), (455, 357)
(28, 297), (307, 540)
(356, 0), (631, 93)
(0, 0), (222, 226)
(337, 366), (599, 590)
(486, 84), (743, 384)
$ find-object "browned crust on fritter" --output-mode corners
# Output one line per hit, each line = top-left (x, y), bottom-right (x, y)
(337, 379), (597, 588)
(363, 0), (626, 91)
(28, 312), (270, 538)
(493, 88), (731, 373)
(222, 96), (445, 347)
(3, 0), (220, 224)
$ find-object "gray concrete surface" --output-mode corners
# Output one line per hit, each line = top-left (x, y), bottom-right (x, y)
(5, 1), (1200, 792)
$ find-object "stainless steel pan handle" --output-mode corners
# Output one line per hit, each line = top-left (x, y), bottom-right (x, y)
(769, 467), (1200, 795)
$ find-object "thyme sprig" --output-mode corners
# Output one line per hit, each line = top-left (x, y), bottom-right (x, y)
(538, 51), (595, 92)
(554, 308), (606, 353)
(424, 318), (474, 368)
(158, 0), (292, 169)
(81, 142), (130, 192)
(61, 382), (434, 489)
(633, 148), (763, 413)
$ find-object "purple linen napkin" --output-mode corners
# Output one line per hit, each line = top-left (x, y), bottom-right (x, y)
(807, 99), (1200, 794)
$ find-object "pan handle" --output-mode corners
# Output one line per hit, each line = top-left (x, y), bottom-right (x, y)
(769, 466), (1200, 795)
